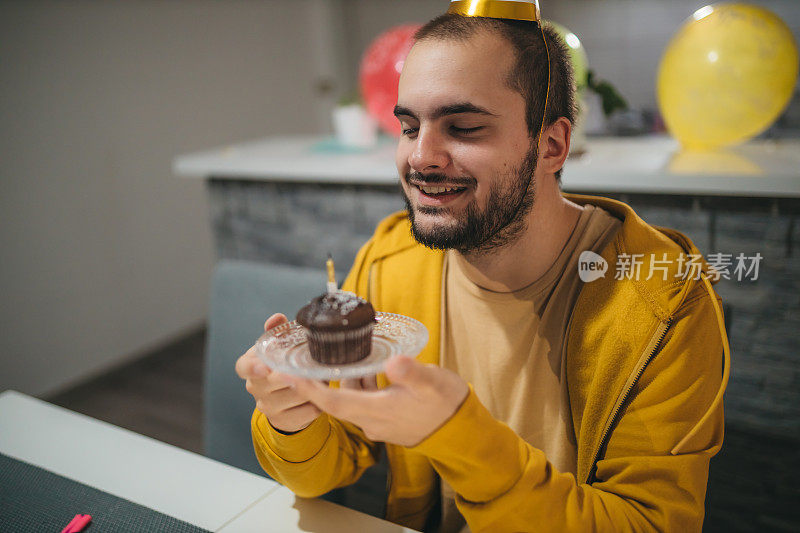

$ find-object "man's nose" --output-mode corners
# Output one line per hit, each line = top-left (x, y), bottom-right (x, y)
(409, 128), (450, 172)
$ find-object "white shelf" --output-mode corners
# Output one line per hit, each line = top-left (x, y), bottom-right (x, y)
(174, 135), (398, 184)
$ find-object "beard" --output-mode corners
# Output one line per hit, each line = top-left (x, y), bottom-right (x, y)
(401, 144), (538, 256)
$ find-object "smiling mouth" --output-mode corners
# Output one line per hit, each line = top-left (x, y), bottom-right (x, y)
(411, 182), (468, 197)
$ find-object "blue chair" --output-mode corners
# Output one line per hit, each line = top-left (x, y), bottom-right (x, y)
(204, 260), (322, 475)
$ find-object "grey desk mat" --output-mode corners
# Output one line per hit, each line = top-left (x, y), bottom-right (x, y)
(0, 453), (211, 532)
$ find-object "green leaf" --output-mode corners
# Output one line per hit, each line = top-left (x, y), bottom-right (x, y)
(587, 70), (629, 117)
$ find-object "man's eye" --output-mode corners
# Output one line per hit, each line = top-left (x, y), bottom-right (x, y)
(450, 126), (484, 135)
(401, 126), (419, 136)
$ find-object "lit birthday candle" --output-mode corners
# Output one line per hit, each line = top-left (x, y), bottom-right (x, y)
(326, 254), (337, 293)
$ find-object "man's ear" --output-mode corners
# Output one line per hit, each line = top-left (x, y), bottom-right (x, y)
(537, 117), (572, 175)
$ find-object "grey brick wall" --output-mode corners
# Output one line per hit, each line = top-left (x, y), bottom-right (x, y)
(208, 180), (403, 273)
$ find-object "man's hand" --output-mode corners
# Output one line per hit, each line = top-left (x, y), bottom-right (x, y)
(284, 356), (469, 447)
(235, 313), (322, 433)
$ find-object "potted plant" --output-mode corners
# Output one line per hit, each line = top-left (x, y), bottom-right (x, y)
(332, 92), (378, 149)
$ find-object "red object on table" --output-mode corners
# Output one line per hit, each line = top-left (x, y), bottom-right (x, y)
(359, 24), (421, 136)
(60, 513), (92, 533)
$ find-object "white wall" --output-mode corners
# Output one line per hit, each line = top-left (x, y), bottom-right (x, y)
(0, 0), (325, 396)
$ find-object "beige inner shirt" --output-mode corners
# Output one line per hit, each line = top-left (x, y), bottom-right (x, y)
(437, 204), (622, 533)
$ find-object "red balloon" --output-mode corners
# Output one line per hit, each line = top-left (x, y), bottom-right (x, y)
(359, 24), (421, 137)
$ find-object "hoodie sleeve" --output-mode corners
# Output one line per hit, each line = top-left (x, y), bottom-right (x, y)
(411, 278), (729, 532)
(251, 410), (380, 498)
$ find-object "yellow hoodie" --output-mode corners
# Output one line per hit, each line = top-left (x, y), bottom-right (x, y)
(251, 193), (730, 532)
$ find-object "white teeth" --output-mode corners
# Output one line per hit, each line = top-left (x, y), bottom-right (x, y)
(420, 185), (462, 194)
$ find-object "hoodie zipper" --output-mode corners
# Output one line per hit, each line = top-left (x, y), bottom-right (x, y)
(585, 317), (673, 484)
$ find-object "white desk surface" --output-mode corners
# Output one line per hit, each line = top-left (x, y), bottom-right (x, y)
(173, 134), (800, 198)
(0, 391), (417, 532)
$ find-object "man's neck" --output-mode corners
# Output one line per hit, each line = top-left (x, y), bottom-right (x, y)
(454, 183), (584, 293)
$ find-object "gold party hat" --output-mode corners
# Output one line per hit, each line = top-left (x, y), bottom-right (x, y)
(447, 0), (541, 23)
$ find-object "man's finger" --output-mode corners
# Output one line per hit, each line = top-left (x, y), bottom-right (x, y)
(340, 378), (367, 390)
(361, 375), (379, 391)
(235, 350), (270, 379)
(264, 313), (288, 332)
(289, 375), (384, 421)
(338, 375), (378, 391)
(268, 370), (307, 393)
(384, 356), (433, 390)
(280, 401), (322, 420)
(339, 379), (355, 389)
(267, 388), (317, 410)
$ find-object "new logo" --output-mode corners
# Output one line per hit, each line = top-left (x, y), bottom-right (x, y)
(578, 251), (608, 283)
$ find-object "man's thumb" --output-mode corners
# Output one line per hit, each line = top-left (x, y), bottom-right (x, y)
(264, 313), (288, 332)
(385, 355), (425, 385)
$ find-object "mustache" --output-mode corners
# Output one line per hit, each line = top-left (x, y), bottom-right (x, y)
(405, 171), (476, 187)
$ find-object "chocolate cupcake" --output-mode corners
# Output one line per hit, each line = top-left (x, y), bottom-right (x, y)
(296, 291), (376, 364)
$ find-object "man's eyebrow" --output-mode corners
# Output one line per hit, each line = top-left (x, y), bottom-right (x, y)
(393, 103), (497, 120)
(432, 103), (498, 119)
(393, 105), (417, 119)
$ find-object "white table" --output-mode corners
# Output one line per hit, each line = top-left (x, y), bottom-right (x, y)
(0, 391), (417, 532)
(173, 134), (800, 198)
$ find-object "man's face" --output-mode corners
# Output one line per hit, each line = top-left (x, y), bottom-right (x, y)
(395, 31), (536, 254)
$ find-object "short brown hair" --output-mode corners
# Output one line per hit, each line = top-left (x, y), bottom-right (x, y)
(414, 14), (577, 182)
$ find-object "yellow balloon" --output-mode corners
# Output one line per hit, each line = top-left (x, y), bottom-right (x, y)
(657, 3), (799, 151)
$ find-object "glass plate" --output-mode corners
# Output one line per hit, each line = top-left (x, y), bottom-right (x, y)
(254, 312), (429, 380)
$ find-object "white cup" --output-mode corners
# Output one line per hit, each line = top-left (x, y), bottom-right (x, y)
(333, 104), (378, 148)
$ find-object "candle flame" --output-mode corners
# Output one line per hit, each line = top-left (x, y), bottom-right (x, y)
(326, 254), (337, 293)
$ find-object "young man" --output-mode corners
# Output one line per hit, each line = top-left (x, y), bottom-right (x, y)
(236, 10), (729, 533)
